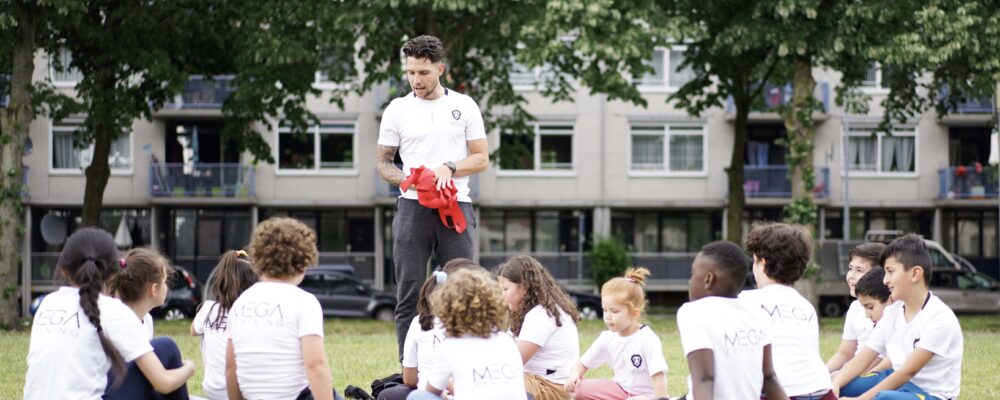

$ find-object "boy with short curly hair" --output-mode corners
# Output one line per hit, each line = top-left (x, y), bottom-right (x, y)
(226, 217), (341, 400)
(409, 268), (527, 400)
(741, 223), (835, 399)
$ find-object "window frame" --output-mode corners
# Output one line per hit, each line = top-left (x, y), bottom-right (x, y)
(860, 62), (892, 94)
(478, 208), (593, 255)
(49, 119), (133, 176)
(636, 45), (692, 93)
(846, 126), (918, 177)
(627, 123), (707, 177)
(497, 123), (576, 176)
(275, 121), (357, 176)
(49, 48), (83, 88)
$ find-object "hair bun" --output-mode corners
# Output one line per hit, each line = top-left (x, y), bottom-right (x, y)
(623, 267), (650, 286)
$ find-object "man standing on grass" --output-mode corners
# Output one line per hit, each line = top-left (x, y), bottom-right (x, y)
(376, 35), (488, 358)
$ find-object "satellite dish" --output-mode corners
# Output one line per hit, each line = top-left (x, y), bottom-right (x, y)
(40, 213), (67, 246)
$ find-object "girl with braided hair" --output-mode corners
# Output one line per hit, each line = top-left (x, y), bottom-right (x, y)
(24, 228), (193, 399)
(496, 254), (580, 400)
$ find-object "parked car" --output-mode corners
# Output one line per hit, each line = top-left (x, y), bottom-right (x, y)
(30, 265), (203, 321)
(299, 270), (396, 320)
(150, 265), (204, 320)
(930, 269), (1000, 313)
(566, 289), (603, 320)
(203, 263), (355, 301)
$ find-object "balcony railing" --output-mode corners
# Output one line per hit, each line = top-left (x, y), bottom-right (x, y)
(150, 163), (255, 198)
(743, 165), (830, 198)
(727, 82), (831, 114)
(938, 85), (994, 114)
(164, 75), (235, 110)
(938, 166), (998, 199)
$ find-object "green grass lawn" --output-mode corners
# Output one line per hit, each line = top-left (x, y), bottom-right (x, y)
(3, 315), (999, 398)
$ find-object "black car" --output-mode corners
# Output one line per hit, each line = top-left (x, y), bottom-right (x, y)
(567, 289), (603, 320)
(299, 270), (396, 320)
(150, 265), (204, 320)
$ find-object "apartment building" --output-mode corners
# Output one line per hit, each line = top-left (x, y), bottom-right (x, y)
(19, 48), (999, 306)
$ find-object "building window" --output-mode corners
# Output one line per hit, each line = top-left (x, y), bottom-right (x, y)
(630, 125), (705, 173)
(278, 123), (354, 171)
(500, 124), (574, 172)
(822, 209), (933, 240)
(510, 62), (557, 88)
(49, 47), (83, 84)
(847, 127), (915, 174)
(261, 208), (374, 253)
(479, 209), (592, 254)
(861, 62), (892, 89)
(637, 46), (694, 88)
(611, 210), (721, 253)
(51, 121), (131, 172)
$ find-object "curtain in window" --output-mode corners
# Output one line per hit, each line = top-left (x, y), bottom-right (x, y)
(669, 134), (702, 171)
(631, 135), (664, 170)
(747, 140), (770, 166)
(882, 136), (914, 172)
(52, 131), (78, 169)
(849, 136), (877, 171)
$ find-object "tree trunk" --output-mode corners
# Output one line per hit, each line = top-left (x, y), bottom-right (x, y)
(80, 76), (116, 227)
(727, 96), (750, 243)
(783, 56), (818, 232)
(0, 3), (37, 327)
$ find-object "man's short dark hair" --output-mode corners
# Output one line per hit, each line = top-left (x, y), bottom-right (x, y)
(402, 35), (445, 63)
(855, 266), (890, 303)
(699, 241), (751, 294)
(745, 223), (812, 285)
(849, 242), (887, 266)
(880, 234), (933, 286)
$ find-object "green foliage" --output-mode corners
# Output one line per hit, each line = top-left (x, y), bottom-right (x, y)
(588, 236), (631, 287)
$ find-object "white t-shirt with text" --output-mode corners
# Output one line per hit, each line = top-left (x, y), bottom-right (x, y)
(516, 305), (580, 384)
(402, 315), (447, 391)
(863, 294), (963, 400)
(227, 282), (326, 400)
(377, 88), (487, 203)
(579, 325), (668, 396)
(425, 332), (527, 400)
(739, 285), (832, 396)
(677, 296), (770, 400)
(193, 300), (229, 400)
(24, 286), (154, 400)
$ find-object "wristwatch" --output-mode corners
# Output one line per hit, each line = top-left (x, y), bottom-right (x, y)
(444, 161), (458, 174)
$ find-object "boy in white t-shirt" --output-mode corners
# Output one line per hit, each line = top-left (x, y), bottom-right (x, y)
(741, 223), (835, 399)
(827, 243), (886, 374)
(854, 266), (891, 327)
(408, 268), (527, 400)
(225, 218), (341, 400)
(834, 235), (963, 400)
(677, 241), (787, 400)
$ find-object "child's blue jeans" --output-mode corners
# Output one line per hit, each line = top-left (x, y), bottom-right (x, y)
(840, 369), (942, 400)
(104, 336), (189, 400)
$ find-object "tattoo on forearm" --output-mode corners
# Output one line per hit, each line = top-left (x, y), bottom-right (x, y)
(376, 145), (406, 186)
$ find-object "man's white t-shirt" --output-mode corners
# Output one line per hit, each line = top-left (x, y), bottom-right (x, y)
(425, 333), (527, 400)
(377, 88), (487, 203)
(843, 300), (874, 355)
(739, 285), (832, 396)
(864, 294), (963, 400)
(227, 282), (325, 400)
(677, 296), (770, 400)
(516, 305), (579, 384)
(579, 326), (668, 396)
(24, 286), (154, 400)
(193, 300), (229, 400)
(401, 315), (447, 391)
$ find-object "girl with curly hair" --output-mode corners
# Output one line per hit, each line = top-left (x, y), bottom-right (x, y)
(408, 268), (527, 400)
(495, 254), (580, 400)
(565, 267), (669, 400)
(379, 258), (478, 400)
(191, 249), (257, 400)
(225, 217), (341, 400)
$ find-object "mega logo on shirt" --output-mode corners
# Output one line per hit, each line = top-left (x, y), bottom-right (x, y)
(723, 328), (763, 354)
(471, 363), (519, 387)
(760, 303), (815, 325)
(235, 302), (285, 327)
(34, 308), (82, 336)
